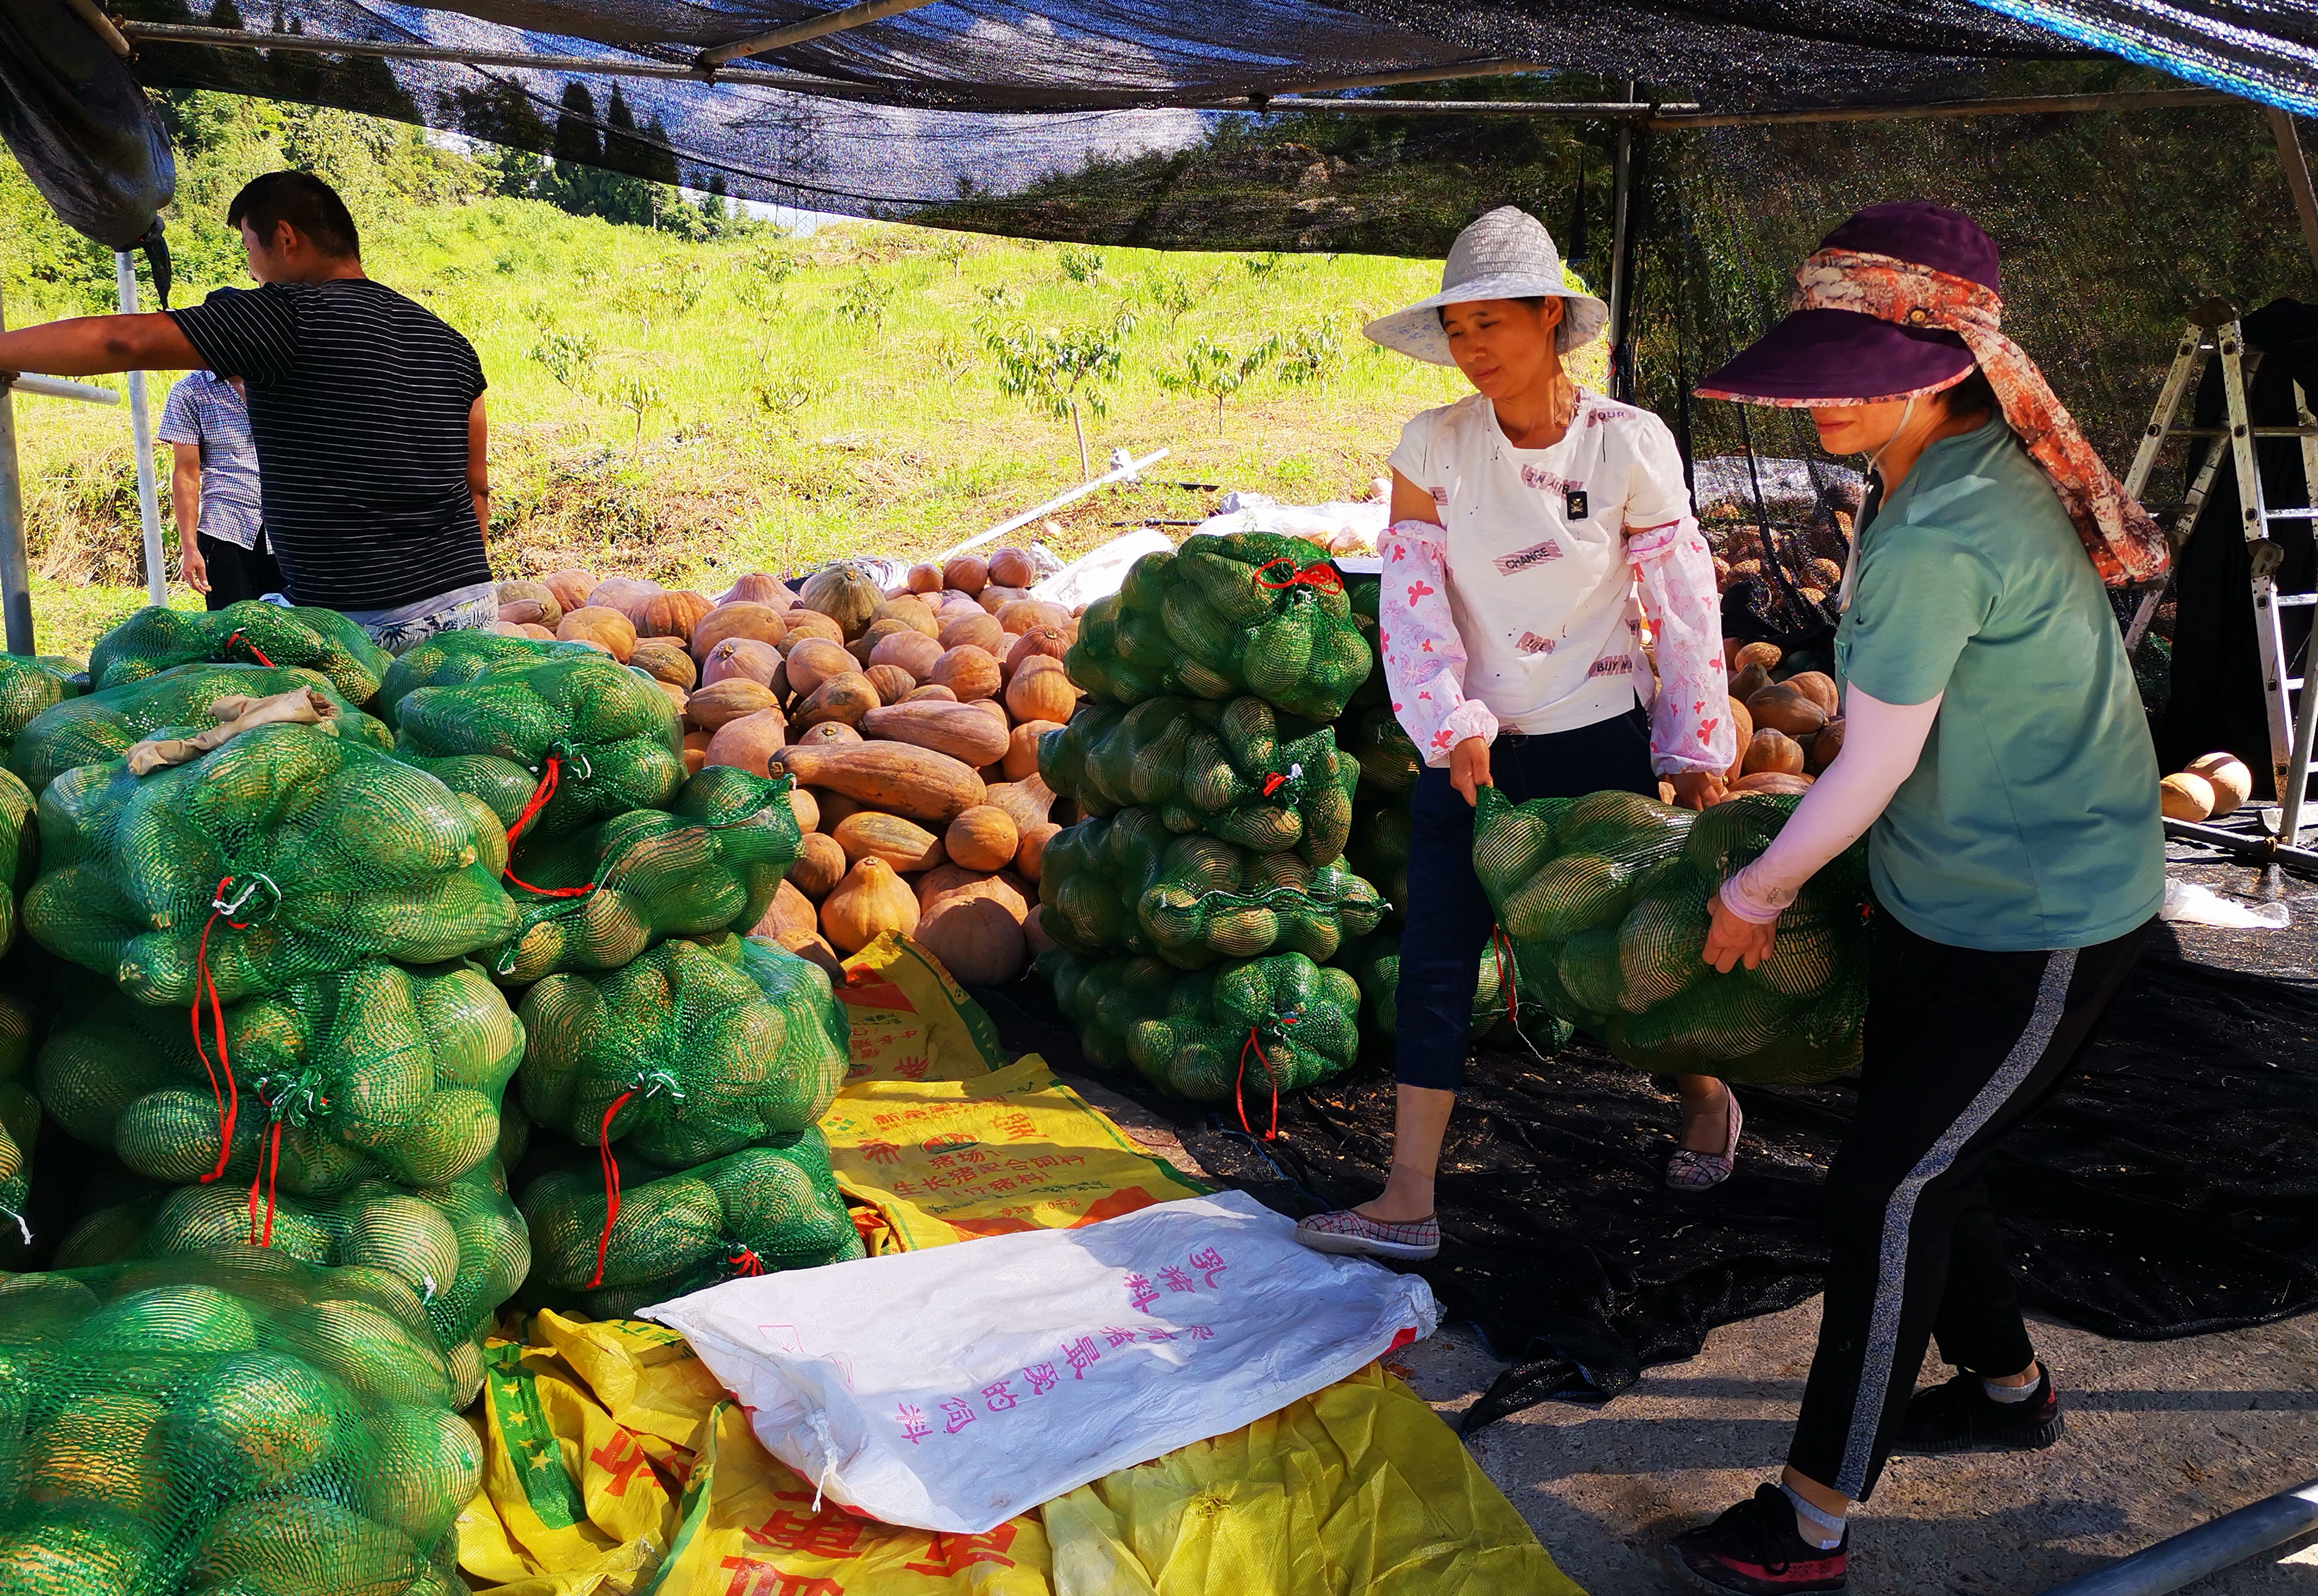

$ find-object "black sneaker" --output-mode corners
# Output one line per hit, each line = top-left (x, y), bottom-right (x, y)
(1893, 1362), (2064, 1455)
(1666, 1484), (1848, 1595)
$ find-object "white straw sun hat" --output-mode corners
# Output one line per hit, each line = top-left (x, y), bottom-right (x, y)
(1363, 206), (1609, 365)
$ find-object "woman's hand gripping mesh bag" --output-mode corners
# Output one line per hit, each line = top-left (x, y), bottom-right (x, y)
(87, 600), (393, 708)
(1472, 787), (1870, 1084)
(520, 1129), (860, 1319)
(389, 652), (685, 841)
(1039, 808), (1383, 968)
(51, 1160), (526, 1404)
(0, 1251), (480, 1596)
(8, 662), (393, 796)
(1037, 695), (1357, 862)
(517, 936), (852, 1290)
(487, 766), (804, 984)
(23, 723), (518, 1005)
(1035, 947), (1359, 1130)
(1064, 532), (1374, 720)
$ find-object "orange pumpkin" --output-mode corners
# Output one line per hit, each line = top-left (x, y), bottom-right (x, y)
(630, 589), (714, 643)
(943, 805), (1019, 872)
(720, 571), (793, 608)
(1015, 820), (1060, 881)
(1005, 655), (1078, 723)
(937, 610), (1005, 654)
(590, 575), (662, 616)
(866, 664), (916, 705)
(930, 645), (1001, 702)
(943, 554), (989, 595)
(702, 637), (784, 689)
(987, 547), (1036, 588)
(1005, 720), (1061, 780)
(907, 563), (945, 594)
(706, 707), (787, 773)
(692, 601), (788, 662)
(822, 856), (919, 951)
(995, 598), (1070, 635)
(789, 832), (848, 898)
(907, 683), (959, 703)
(915, 894), (1026, 984)
(629, 638), (698, 688)
(556, 606), (637, 662)
(542, 568), (598, 613)
(681, 728), (709, 774)
(780, 609), (846, 647)
(869, 630), (944, 681)
(782, 637), (858, 700)
(689, 678), (781, 731)
(872, 596), (941, 639)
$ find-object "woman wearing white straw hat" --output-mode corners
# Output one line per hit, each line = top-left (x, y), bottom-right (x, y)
(1294, 206), (1739, 1266)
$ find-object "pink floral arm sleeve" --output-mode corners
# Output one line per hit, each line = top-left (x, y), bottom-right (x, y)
(1380, 518), (1499, 768)
(1629, 517), (1736, 777)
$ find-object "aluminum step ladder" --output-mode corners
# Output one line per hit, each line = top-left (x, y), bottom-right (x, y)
(2122, 299), (2318, 856)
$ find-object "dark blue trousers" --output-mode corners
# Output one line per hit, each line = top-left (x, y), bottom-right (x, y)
(1394, 705), (1655, 1090)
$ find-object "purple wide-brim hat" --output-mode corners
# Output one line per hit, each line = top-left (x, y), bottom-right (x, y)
(1695, 200), (1995, 406)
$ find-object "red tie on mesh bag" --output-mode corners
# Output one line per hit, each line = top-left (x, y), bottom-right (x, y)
(502, 748), (599, 898)
(1234, 1011), (1300, 1142)
(587, 1070), (684, 1289)
(1251, 557), (1345, 596)
(222, 628), (275, 667)
(190, 873), (280, 1187)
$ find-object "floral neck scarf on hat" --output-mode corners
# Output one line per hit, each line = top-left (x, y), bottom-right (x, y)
(1792, 248), (2168, 588)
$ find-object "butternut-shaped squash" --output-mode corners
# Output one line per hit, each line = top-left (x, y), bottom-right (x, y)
(789, 831), (849, 898)
(980, 773), (1056, 834)
(655, 679), (690, 719)
(775, 740), (987, 823)
(692, 601), (788, 662)
(1005, 720), (1061, 780)
(1016, 820), (1060, 881)
(497, 579), (563, 629)
(987, 547), (1036, 588)
(688, 677), (780, 732)
(1005, 655), (1078, 723)
(782, 637), (857, 700)
(1729, 662), (1772, 703)
(706, 707), (787, 773)
(629, 638), (698, 688)
(869, 630), (944, 681)
(1729, 771), (1814, 797)
(519, 623), (558, 641)
(834, 811), (946, 872)
(943, 805), (1018, 872)
(822, 856), (919, 952)
(915, 895), (1025, 984)
(702, 637), (784, 689)
(542, 568), (597, 613)
(1746, 682), (1827, 738)
(792, 672), (879, 731)
(866, 664), (916, 705)
(859, 700), (1011, 766)
(556, 605), (637, 662)
(930, 645), (1001, 702)
(1805, 716), (1844, 775)
(849, 617), (915, 667)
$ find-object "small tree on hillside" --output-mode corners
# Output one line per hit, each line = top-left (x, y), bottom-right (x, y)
(984, 321), (1126, 479)
(1156, 335), (1277, 433)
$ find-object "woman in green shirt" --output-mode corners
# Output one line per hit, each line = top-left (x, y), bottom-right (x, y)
(1664, 202), (2168, 1596)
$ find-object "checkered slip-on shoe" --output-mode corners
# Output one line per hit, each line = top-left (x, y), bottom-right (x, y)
(1293, 1208), (1441, 1261)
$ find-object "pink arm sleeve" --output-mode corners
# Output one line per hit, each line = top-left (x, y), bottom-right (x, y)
(1629, 518), (1736, 776)
(1717, 685), (1942, 922)
(1380, 518), (1500, 768)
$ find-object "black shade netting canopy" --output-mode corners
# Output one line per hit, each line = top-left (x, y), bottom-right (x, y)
(76, 0), (2313, 254)
(980, 918), (2318, 1433)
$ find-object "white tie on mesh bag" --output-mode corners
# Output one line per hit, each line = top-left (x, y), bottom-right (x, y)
(641, 1190), (1440, 1533)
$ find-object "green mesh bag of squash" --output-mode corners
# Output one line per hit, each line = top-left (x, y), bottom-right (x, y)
(0, 654), (82, 763)
(1333, 928), (1571, 1053)
(1064, 533), (1373, 720)
(1036, 946), (1360, 1115)
(374, 629), (595, 725)
(1472, 786), (1870, 1085)
(37, 959), (523, 1198)
(53, 1159), (526, 1399)
(1338, 573), (1388, 712)
(0, 983), (36, 1257)
(391, 653), (684, 841)
(8, 661), (393, 796)
(522, 1130), (861, 1315)
(1037, 695), (1356, 863)
(487, 766), (804, 984)
(519, 936), (849, 1168)
(1343, 797), (1410, 926)
(87, 600), (393, 707)
(0, 1250), (476, 1596)
(1039, 809), (1383, 968)
(1340, 703), (1421, 796)
(24, 724), (517, 1005)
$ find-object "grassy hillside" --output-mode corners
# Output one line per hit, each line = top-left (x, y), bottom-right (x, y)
(2, 122), (1514, 657)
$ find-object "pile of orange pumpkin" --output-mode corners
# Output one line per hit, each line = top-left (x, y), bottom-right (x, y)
(489, 548), (1075, 987)
(1670, 639), (1843, 804)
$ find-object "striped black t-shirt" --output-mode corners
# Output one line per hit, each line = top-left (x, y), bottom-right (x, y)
(168, 279), (491, 609)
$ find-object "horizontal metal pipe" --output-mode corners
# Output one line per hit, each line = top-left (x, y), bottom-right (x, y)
(2163, 816), (2318, 874)
(936, 447), (1169, 561)
(1651, 86), (2234, 129)
(1270, 58), (1546, 96)
(8, 374), (120, 404)
(699, 0), (945, 67)
(2040, 1476), (2318, 1596)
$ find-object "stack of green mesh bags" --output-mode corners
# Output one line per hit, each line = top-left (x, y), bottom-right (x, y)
(376, 632), (855, 1315)
(1321, 572), (1536, 1047)
(0, 1251), (476, 1596)
(1039, 533), (1378, 1113)
(1470, 786), (1869, 1083)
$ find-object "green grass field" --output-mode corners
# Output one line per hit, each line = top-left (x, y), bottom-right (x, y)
(4, 187), (1524, 657)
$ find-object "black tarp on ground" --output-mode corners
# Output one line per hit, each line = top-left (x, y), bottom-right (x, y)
(982, 906), (2318, 1432)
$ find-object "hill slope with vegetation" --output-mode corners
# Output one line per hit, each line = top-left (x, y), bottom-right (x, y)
(1, 92), (1474, 655)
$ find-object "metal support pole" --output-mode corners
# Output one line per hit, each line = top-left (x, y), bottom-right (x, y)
(0, 293), (32, 657)
(2040, 1475), (2318, 1596)
(2268, 110), (2318, 285)
(1607, 82), (1636, 357)
(934, 446), (1170, 562)
(116, 252), (167, 608)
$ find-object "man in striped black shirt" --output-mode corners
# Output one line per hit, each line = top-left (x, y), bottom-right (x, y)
(0, 171), (496, 652)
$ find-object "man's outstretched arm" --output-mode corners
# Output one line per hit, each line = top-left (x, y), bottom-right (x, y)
(0, 313), (203, 380)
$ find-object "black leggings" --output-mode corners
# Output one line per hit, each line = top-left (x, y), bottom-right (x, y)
(1786, 910), (2152, 1501)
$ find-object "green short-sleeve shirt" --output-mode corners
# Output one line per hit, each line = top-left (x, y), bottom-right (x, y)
(1835, 417), (2163, 952)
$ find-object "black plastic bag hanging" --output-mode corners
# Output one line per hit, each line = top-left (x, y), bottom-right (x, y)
(0, 0), (175, 300)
